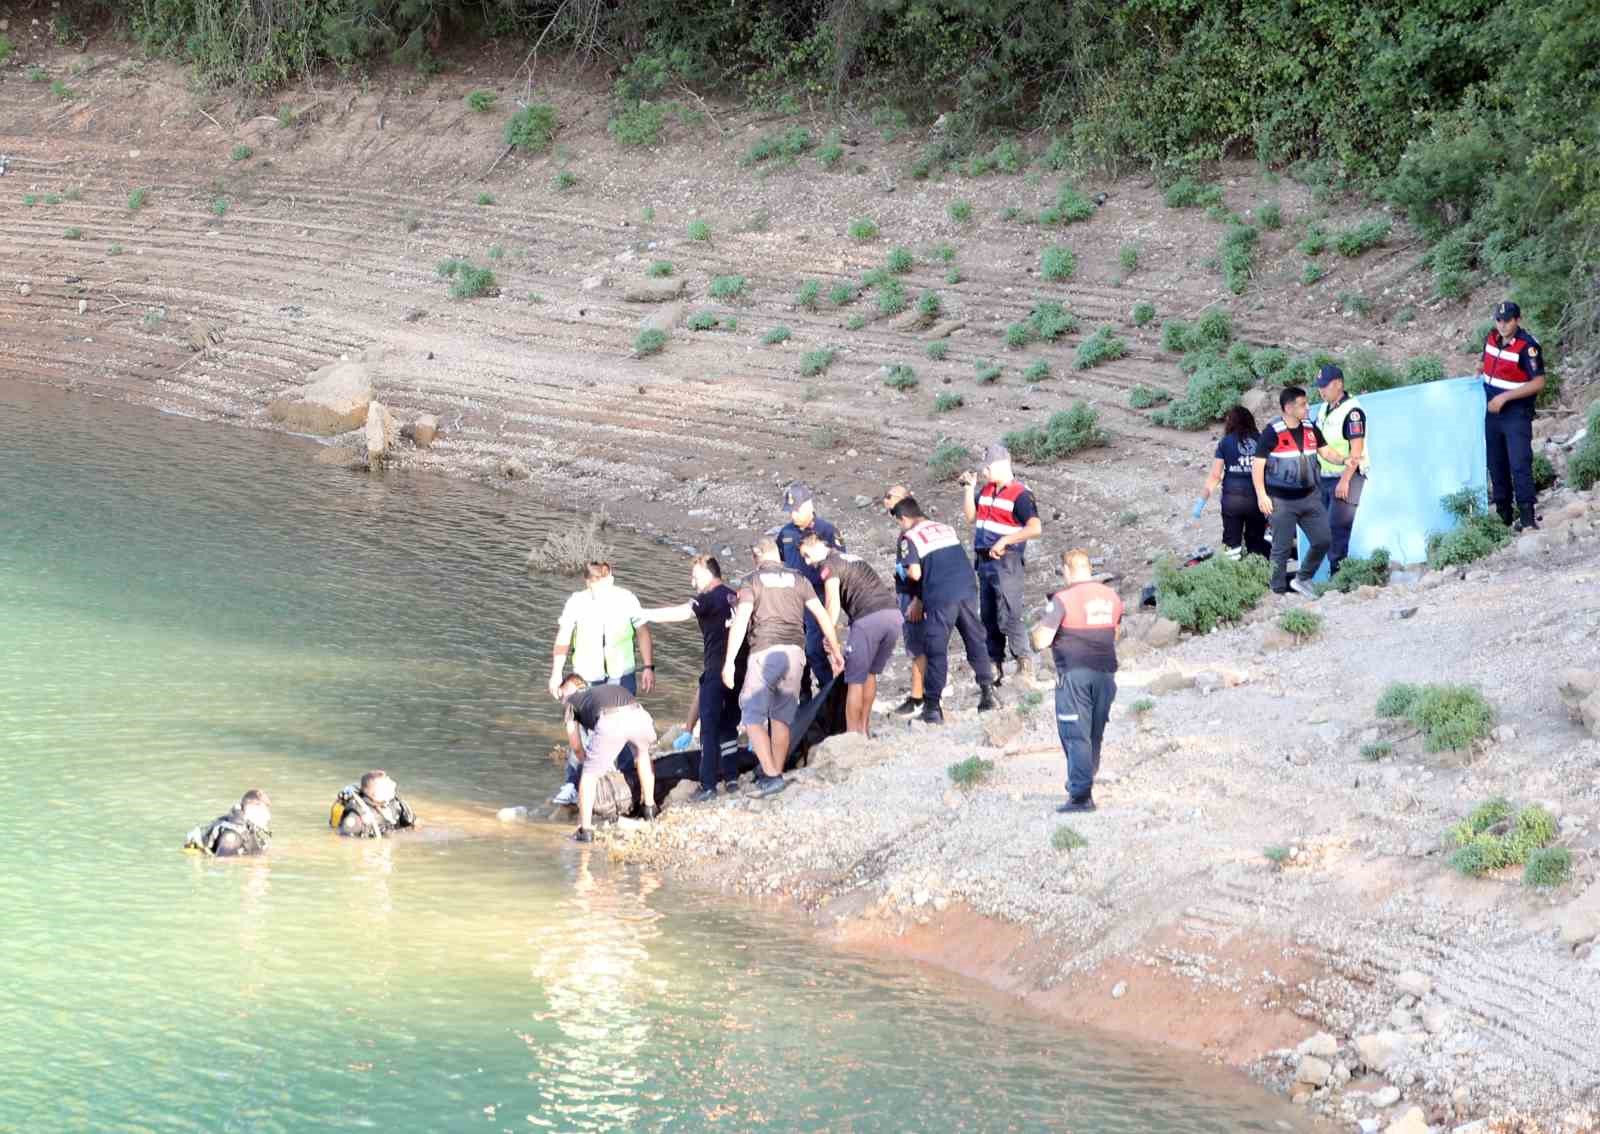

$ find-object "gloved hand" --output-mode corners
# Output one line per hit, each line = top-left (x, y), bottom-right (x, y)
(1190, 497), (1206, 519)
(672, 731), (694, 751)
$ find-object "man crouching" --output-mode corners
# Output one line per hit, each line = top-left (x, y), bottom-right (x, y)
(559, 674), (658, 843)
(331, 770), (418, 838)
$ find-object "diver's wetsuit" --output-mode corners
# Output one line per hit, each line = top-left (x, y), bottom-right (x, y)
(185, 808), (271, 857)
(330, 786), (417, 838)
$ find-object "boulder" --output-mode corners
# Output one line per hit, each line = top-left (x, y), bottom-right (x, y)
(924, 319), (966, 340)
(1145, 617), (1182, 649)
(1421, 1004), (1454, 1034)
(981, 709), (1026, 749)
(1556, 670), (1599, 716)
(411, 414), (439, 449)
(187, 321), (224, 351)
(624, 278), (685, 302)
(1147, 669), (1195, 694)
(1371, 1085), (1401, 1107)
(665, 778), (699, 806)
(312, 444), (367, 469)
(1354, 1030), (1408, 1073)
(1394, 969), (1433, 998)
(640, 302), (684, 333)
(808, 731), (890, 783)
(1384, 1107), (1429, 1134)
(1554, 881), (1600, 947)
(364, 401), (398, 461)
(268, 360), (374, 435)
(1294, 1055), (1332, 1086)
(501, 457), (531, 480)
(1298, 1032), (1340, 1059)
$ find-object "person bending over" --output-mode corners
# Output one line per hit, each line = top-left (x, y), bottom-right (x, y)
(185, 789), (272, 857)
(559, 675), (658, 842)
(331, 770), (418, 838)
(799, 532), (903, 736)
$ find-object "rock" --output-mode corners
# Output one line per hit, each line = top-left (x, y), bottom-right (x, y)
(1515, 532), (1547, 558)
(17, 282), (31, 297)
(500, 457), (531, 480)
(1554, 881), (1600, 946)
(1452, 1122), (1487, 1134)
(187, 321), (223, 351)
(411, 414), (439, 448)
(1356, 584), (1383, 600)
(364, 401), (398, 461)
(1394, 970), (1433, 998)
(1194, 670), (1224, 695)
(268, 360), (374, 435)
(981, 709), (1026, 749)
(1371, 1085), (1401, 1107)
(1294, 1055), (1332, 1086)
(1388, 1007), (1414, 1029)
(624, 278), (685, 302)
(1147, 669), (1195, 694)
(495, 805), (528, 822)
(854, 494), (872, 508)
(924, 319), (966, 340)
(77, 298), (88, 315)
(1360, 1121), (1381, 1134)
(580, 274), (607, 291)
(1110, 981), (1127, 999)
(312, 444), (366, 469)
(1261, 625), (1297, 651)
(808, 731), (891, 782)
(1491, 724), (1517, 744)
(1298, 1031), (1340, 1059)
(1332, 1061), (1351, 1085)
(1556, 669), (1599, 715)
(1354, 1030), (1408, 1073)
(665, 778), (699, 805)
(1421, 1004), (1454, 1034)
(1145, 617), (1181, 649)
(1385, 1107), (1429, 1134)
(640, 301), (683, 333)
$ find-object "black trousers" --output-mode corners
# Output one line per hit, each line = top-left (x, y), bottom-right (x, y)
(1485, 409), (1536, 522)
(922, 597), (995, 706)
(697, 670), (742, 787)
(1219, 490), (1269, 558)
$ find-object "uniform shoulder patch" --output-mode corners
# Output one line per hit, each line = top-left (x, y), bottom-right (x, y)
(1528, 347), (1539, 356)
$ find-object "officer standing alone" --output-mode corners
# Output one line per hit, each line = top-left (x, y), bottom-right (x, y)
(961, 444), (1042, 688)
(1479, 300), (1547, 531)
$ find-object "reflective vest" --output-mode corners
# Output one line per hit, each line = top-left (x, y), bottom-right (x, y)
(558, 584), (642, 681)
(1481, 330), (1538, 392)
(1261, 418), (1321, 494)
(185, 809), (270, 856)
(973, 480), (1030, 558)
(330, 785), (416, 838)
(1313, 396), (1368, 478)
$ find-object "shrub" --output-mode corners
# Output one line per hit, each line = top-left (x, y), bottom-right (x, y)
(685, 310), (720, 331)
(1191, 310), (1234, 349)
(1405, 355), (1446, 385)
(435, 259), (496, 300)
(1154, 553), (1271, 633)
(883, 364), (919, 391)
(1160, 320), (1190, 353)
(743, 126), (813, 167)
(928, 440), (971, 481)
(1426, 490), (1511, 568)
(526, 511), (613, 575)
(934, 392), (964, 413)
(800, 348), (836, 376)
(0, 33), (12, 63)
(1335, 218), (1391, 257)
(1410, 684), (1495, 752)
(1321, 547), (1391, 593)
(633, 328), (668, 357)
(1524, 847), (1572, 888)
(1377, 682), (1421, 719)
(466, 89), (496, 112)
(505, 104), (557, 152)
(949, 199), (974, 224)
(1041, 246), (1077, 281)
(1570, 402), (1600, 490)
(609, 102), (667, 146)
(1449, 799), (1558, 877)
(1532, 454), (1556, 491)
(1005, 322), (1033, 349)
(1301, 262), (1327, 286)
(926, 340), (949, 361)
(476, 192), (494, 206)
(211, 197), (229, 216)
(124, 187), (150, 211)
(931, 243), (957, 263)
(1299, 225), (1329, 256)
(975, 361), (1002, 384)
(816, 129), (844, 167)
(1258, 201), (1283, 229)
(1251, 347), (1289, 378)
(1050, 185), (1095, 224)
(848, 217), (879, 242)
(1027, 300), (1078, 341)
(1164, 177), (1224, 208)
(819, 282), (853, 308)
(687, 219), (711, 242)
(1340, 291), (1373, 317)
(763, 326), (792, 345)
(488, 244), (505, 260)
(552, 170), (578, 192)
(51, 79), (75, 100)
(846, 314), (868, 331)
(1052, 826), (1088, 852)
(227, 143), (252, 161)
(1263, 845), (1292, 866)
(1360, 741), (1393, 761)
(1132, 301), (1156, 326)
(1278, 608), (1323, 640)
(108, 244), (124, 256)
(876, 280), (909, 316)
(647, 260), (674, 278)
(948, 756), (995, 788)
(810, 424), (844, 449)
(1075, 325), (1128, 370)
(1219, 223), (1259, 293)
(795, 280), (821, 309)
(886, 247), (914, 274)
(1114, 509), (1138, 527)
(1003, 403), (1108, 463)
(1129, 385), (1170, 409)
(709, 275), (747, 301)
(945, 267), (962, 285)
(918, 290), (942, 320)
(969, 138), (1027, 175)
(1131, 697), (1155, 714)
(1023, 359), (1051, 383)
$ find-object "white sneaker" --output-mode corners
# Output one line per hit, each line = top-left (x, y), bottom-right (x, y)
(549, 782), (578, 806)
(1288, 578), (1319, 599)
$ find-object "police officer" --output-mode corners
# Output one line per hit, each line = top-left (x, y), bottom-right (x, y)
(961, 444), (1042, 688)
(777, 483), (845, 699)
(1479, 300), (1547, 531)
(184, 789), (272, 857)
(881, 484), (927, 716)
(891, 496), (997, 725)
(1309, 364), (1368, 575)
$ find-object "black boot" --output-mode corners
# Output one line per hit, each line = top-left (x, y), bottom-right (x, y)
(642, 804), (658, 821)
(976, 683), (998, 713)
(918, 701), (945, 725)
(1515, 509), (1540, 532)
(893, 696), (924, 716)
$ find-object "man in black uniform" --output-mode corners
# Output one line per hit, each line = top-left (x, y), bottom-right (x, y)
(776, 483), (845, 700)
(1478, 300), (1547, 530)
(881, 484), (927, 716)
(185, 789), (272, 857)
(800, 532), (905, 735)
(330, 770), (418, 838)
(638, 555), (746, 801)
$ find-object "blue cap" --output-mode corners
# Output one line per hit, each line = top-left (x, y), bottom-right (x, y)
(1315, 364), (1344, 389)
(782, 482), (814, 510)
(1494, 300), (1520, 321)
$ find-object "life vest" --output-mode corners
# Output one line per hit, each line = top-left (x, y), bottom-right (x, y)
(185, 809), (270, 856)
(330, 785), (415, 838)
(1481, 330), (1540, 393)
(973, 480), (1030, 556)
(1045, 582), (1123, 673)
(1313, 396), (1369, 478)
(1261, 418), (1320, 494)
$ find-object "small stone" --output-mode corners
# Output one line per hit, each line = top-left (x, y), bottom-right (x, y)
(623, 278), (684, 302)
(1491, 724), (1517, 744)
(580, 274), (606, 291)
(1384, 1106), (1429, 1134)
(411, 414), (439, 448)
(500, 457), (531, 480)
(495, 805), (528, 822)
(77, 298), (88, 315)
(1294, 1055), (1332, 1086)
(1147, 669), (1195, 694)
(1110, 980), (1127, 999)
(16, 282), (31, 297)
(1297, 1032), (1339, 1059)
(854, 495), (872, 508)
(1355, 1031), (1408, 1073)
(364, 400), (398, 461)
(1395, 969), (1433, 998)
(1145, 618), (1181, 649)
(1389, 1007), (1413, 1030)
(1371, 1085), (1401, 1107)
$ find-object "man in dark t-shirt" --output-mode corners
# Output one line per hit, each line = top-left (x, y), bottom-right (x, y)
(801, 533), (904, 735)
(1251, 386), (1347, 597)
(560, 676), (658, 841)
(638, 555), (747, 800)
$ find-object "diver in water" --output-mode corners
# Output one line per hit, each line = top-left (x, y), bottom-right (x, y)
(330, 770), (418, 838)
(185, 789), (273, 857)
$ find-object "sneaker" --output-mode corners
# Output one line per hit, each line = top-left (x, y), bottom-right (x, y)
(642, 804), (658, 821)
(976, 683), (998, 713)
(749, 774), (788, 798)
(688, 786), (719, 804)
(918, 703), (945, 726)
(550, 782), (578, 807)
(1514, 516), (1540, 532)
(572, 826), (594, 843)
(893, 696), (924, 717)
(1055, 795), (1096, 814)
(1288, 578), (1319, 599)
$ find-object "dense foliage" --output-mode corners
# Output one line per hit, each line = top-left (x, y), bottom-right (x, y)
(1154, 552), (1270, 634)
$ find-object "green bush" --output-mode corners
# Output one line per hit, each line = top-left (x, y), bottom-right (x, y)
(949, 199), (974, 224)
(1532, 453), (1556, 491)
(1041, 246), (1077, 281)
(1360, 741), (1393, 761)
(1219, 223), (1259, 294)
(928, 440), (972, 481)
(1426, 490), (1511, 568)
(1257, 201), (1283, 229)
(1405, 355), (1446, 385)
(211, 197), (230, 216)
(1022, 359), (1051, 383)
(709, 275), (747, 300)
(1570, 402), (1600, 490)
(846, 314), (868, 331)
(1263, 845), (1291, 866)
(1131, 697), (1155, 714)
(1129, 385), (1170, 409)
(883, 364), (919, 391)
(848, 217), (879, 242)
(685, 311), (720, 331)
(1164, 177), (1224, 208)
(816, 129), (844, 167)
(475, 191), (494, 206)
(1340, 291), (1373, 317)
(1449, 798), (1559, 877)
(437, 258), (497, 300)
(1301, 262), (1327, 286)
(466, 89), (496, 112)
(1298, 225), (1328, 257)
(1003, 403), (1108, 464)
(876, 280), (909, 316)
(975, 361), (1002, 384)
(1376, 682), (1420, 719)
(1052, 825), (1088, 852)
(1322, 548), (1392, 593)
(949, 756), (995, 788)
(553, 169), (578, 191)
(918, 290), (943, 320)
(934, 392), (964, 412)
(609, 101), (667, 146)
(127, 187), (149, 211)
(1411, 684), (1496, 751)
(687, 219), (711, 242)
(1334, 218), (1391, 257)
(742, 126), (813, 167)
(1160, 320), (1190, 353)
(800, 348), (836, 376)
(969, 138), (1027, 175)
(0, 33), (12, 63)
(633, 328), (668, 357)
(505, 105), (557, 152)
(1278, 608), (1323, 640)
(1524, 847), (1572, 888)
(1251, 347), (1289, 378)
(1119, 245), (1140, 276)
(1154, 553), (1271, 634)
(1151, 323), (1254, 430)
(1049, 184), (1096, 224)
(1075, 325), (1128, 370)
(647, 260), (675, 279)
(763, 326), (791, 345)
(1131, 301), (1156, 326)
(926, 339), (949, 361)
(886, 247), (914, 274)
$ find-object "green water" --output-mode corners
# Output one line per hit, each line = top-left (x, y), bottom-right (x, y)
(0, 383), (1308, 1133)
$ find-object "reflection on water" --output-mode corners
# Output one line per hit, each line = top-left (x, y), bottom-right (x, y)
(0, 382), (1309, 1132)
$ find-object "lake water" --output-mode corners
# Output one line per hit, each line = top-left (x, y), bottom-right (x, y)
(0, 382), (1309, 1132)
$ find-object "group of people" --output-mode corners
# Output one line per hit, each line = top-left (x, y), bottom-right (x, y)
(183, 770), (417, 857)
(1196, 300), (1547, 592)
(546, 445), (1129, 841)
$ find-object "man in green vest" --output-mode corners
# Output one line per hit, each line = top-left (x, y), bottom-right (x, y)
(1310, 365), (1368, 576)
